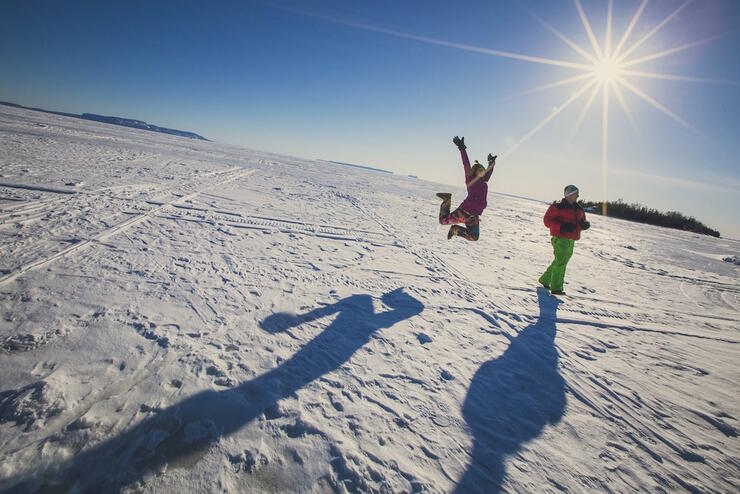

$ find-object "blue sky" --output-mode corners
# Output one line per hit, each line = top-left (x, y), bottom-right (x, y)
(2, 0), (739, 237)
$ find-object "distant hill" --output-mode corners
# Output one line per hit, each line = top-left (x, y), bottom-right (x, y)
(0, 101), (208, 141)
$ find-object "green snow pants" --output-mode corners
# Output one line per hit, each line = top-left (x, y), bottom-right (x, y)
(539, 236), (575, 292)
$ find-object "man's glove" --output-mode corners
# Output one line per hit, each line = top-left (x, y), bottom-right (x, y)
(560, 222), (576, 233)
(487, 153), (497, 165)
(453, 136), (466, 150)
(580, 220), (590, 230)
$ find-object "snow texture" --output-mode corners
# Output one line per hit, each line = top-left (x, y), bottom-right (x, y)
(0, 105), (738, 493)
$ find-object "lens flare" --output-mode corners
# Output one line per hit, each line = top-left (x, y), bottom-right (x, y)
(494, 0), (733, 214)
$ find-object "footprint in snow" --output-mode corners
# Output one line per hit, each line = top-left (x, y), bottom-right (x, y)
(574, 350), (597, 361)
(416, 332), (432, 344)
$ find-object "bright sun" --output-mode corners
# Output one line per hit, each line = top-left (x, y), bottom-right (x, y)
(593, 57), (621, 83)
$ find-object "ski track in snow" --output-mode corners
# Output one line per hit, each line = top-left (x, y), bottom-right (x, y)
(0, 105), (738, 493)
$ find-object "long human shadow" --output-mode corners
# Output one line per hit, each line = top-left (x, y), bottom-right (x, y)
(455, 288), (565, 493)
(4, 288), (423, 493)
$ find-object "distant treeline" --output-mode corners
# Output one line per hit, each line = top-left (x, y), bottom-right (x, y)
(581, 199), (720, 238)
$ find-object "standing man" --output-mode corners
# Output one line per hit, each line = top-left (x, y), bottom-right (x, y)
(539, 185), (590, 295)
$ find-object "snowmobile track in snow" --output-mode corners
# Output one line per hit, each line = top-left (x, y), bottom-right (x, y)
(155, 207), (395, 246)
(0, 168), (255, 286)
(501, 284), (739, 323)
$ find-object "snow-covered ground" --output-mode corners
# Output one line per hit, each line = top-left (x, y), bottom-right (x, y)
(0, 105), (738, 493)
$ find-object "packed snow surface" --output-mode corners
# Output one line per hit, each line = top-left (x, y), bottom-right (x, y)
(0, 106), (738, 493)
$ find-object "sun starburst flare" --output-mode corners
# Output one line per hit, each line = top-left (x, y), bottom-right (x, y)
(495, 0), (737, 216)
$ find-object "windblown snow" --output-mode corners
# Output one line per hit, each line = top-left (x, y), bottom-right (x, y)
(0, 105), (738, 493)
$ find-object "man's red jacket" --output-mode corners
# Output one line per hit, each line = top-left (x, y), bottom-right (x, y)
(544, 199), (587, 240)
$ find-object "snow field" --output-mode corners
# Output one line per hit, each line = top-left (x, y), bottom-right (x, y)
(0, 105), (738, 493)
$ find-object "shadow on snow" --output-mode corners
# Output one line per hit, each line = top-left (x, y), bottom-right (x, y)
(4, 288), (423, 493)
(455, 288), (566, 493)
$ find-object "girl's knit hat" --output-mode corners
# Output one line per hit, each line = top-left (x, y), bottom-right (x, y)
(564, 184), (579, 197)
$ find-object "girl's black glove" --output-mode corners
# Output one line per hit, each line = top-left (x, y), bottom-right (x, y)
(580, 220), (590, 230)
(560, 223), (576, 233)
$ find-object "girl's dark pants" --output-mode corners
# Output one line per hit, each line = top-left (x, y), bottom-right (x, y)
(439, 200), (480, 241)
